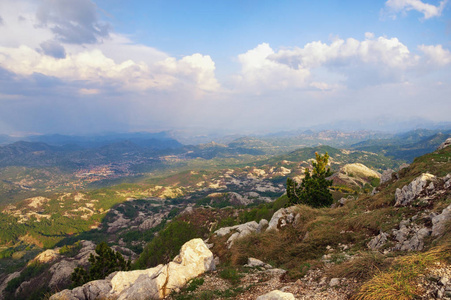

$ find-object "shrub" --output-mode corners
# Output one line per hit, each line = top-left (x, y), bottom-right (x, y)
(71, 242), (130, 287)
(134, 220), (205, 269)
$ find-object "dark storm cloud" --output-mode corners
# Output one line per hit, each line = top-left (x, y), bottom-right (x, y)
(39, 39), (66, 59)
(36, 0), (110, 44)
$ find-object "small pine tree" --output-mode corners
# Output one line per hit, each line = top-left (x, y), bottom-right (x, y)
(71, 242), (131, 287)
(286, 152), (333, 207)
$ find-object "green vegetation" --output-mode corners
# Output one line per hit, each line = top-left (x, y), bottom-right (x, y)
(4, 261), (50, 300)
(286, 152), (333, 207)
(134, 219), (207, 269)
(71, 242), (131, 287)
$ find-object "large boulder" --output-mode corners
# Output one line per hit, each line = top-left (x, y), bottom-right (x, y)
(395, 173), (436, 207)
(50, 280), (112, 300)
(113, 238), (215, 299)
(51, 239), (215, 300)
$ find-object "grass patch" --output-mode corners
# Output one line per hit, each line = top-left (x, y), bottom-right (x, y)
(354, 246), (449, 300)
(219, 267), (242, 285)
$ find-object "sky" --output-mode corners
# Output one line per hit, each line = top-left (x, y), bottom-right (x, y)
(0, 0), (450, 136)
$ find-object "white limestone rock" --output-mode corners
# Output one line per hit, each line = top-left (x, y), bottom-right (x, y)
(367, 231), (388, 250)
(266, 206), (299, 232)
(33, 249), (60, 264)
(437, 138), (451, 151)
(394, 173), (436, 207)
(256, 290), (295, 300)
(50, 239), (215, 300)
(432, 203), (451, 236)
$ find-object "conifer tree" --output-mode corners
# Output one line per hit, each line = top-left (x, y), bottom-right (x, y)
(71, 242), (131, 287)
(286, 152), (333, 207)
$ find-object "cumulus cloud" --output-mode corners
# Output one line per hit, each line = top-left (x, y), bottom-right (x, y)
(233, 43), (310, 92)
(385, 0), (448, 19)
(418, 44), (451, 65)
(35, 0), (110, 44)
(233, 34), (451, 92)
(0, 44), (219, 94)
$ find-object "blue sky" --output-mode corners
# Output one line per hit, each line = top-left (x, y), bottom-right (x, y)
(0, 0), (450, 136)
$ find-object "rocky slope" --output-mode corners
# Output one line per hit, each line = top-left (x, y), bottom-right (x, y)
(0, 140), (449, 299)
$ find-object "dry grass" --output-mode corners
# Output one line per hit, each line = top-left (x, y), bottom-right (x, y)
(327, 251), (392, 281)
(353, 246), (448, 300)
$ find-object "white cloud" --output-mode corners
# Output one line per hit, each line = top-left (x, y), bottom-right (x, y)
(418, 44), (451, 65)
(234, 34), (451, 92)
(0, 0), (219, 95)
(233, 43), (310, 92)
(385, 0), (448, 19)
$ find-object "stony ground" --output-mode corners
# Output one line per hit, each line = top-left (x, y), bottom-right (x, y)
(168, 264), (359, 300)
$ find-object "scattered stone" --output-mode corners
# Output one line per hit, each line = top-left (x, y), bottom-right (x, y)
(330, 278), (340, 287)
(256, 290), (295, 300)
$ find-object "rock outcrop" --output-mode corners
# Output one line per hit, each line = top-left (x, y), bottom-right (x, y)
(432, 203), (451, 237)
(367, 231), (389, 250)
(395, 173), (436, 207)
(50, 238), (215, 300)
(392, 219), (431, 251)
(214, 220), (268, 248)
(437, 137), (451, 150)
(380, 169), (394, 184)
(266, 207), (299, 231)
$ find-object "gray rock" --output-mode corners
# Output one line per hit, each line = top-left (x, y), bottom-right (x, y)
(0, 271), (21, 299)
(246, 257), (267, 268)
(117, 274), (160, 300)
(139, 213), (166, 231)
(367, 231), (388, 250)
(50, 239), (215, 300)
(213, 221), (259, 248)
(50, 280), (111, 300)
(392, 219), (431, 251)
(256, 290), (295, 300)
(380, 169), (394, 184)
(437, 138), (451, 151)
(266, 206), (298, 231)
(394, 173), (436, 207)
(257, 219), (268, 233)
(48, 260), (78, 288)
(330, 278), (340, 287)
(432, 203), (451, 236)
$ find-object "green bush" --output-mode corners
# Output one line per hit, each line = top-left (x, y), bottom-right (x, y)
(286, 152), (333, 208)
(71, 242), (131, 287)
(134, 220), (206, 269)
